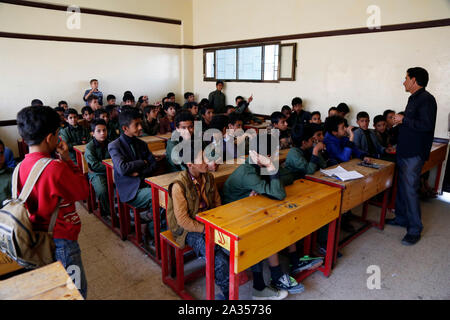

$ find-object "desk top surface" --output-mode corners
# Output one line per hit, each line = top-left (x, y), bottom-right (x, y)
(0, 261), (83, 300)
(306, 158), (395, 189)
(197, 179), (340, 239)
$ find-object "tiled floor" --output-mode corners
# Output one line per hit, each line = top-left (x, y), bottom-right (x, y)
(78, 194), (450, 300)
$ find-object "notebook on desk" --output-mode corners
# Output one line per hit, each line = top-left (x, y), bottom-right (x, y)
(320, 166), (364, 182)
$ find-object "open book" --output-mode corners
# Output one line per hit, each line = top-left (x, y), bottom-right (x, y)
(320, 166), (364, 182)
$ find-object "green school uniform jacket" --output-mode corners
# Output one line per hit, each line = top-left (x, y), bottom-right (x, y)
(222, 159), (292, 204)
(107, 121), (120, 142)
(84, 138), (111, 180)
(60, 125), (92, 164)
(141, 118), (159, 136)
(0, 167), (13, 208)
(208, 90), (226, 114)
(284, 147), (327, 180)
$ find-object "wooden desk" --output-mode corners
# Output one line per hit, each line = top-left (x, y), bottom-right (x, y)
(0, 252), (22, 278)
(196, 179), (341, 300)
(156, 133), (172, 141)
(0, 262), (83, 300)
(244, 122), (270, 132)
(306, 158), (395, 264)
(382, 142), (449, 210)
(139, 135), (167, 153)
(74, 145), (88, 174)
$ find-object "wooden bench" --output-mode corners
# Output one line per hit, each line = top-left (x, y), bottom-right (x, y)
(160, 230), (205, 300)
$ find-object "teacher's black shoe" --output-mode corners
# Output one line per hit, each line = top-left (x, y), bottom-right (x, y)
(385, 218), (407, 228)
(401, 234), (421, 246)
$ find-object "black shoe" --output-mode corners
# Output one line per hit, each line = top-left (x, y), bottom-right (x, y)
(401, 234), (421, 246)
(385, 218), (407, 228)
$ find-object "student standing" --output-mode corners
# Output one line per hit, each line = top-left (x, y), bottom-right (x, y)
(208, 81), (226, 114)
(16, 106), (89, 298)
(83, 79), (103, 106)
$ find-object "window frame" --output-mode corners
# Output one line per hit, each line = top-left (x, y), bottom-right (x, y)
(278, 43), (297, 81)
(203, 42), (291, 83)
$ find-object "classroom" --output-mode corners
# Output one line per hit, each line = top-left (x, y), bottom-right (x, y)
(0, 0), (449, 302)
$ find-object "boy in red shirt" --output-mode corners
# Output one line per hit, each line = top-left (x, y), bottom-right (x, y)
(16, 106), (89, 298)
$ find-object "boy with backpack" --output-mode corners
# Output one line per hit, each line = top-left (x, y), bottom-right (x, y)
(15, 106), (89, 298)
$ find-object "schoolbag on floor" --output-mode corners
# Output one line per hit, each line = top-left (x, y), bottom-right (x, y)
(0, 158), (60, 269)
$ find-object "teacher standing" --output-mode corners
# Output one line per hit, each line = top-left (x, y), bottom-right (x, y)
(386, 67), (437, 246)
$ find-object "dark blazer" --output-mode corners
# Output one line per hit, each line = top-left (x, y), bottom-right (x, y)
(108, 134), (157, 202)
(397, 88), (437, 161)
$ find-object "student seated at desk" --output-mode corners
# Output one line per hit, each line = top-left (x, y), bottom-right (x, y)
(184, 102), (201, 121)
(16, 106), (89, 298)
(288, 97), (311, 127)
(383, 109), (399, 146)
(0, 139), (13, 208)
(167, 143), (230, 300)
(141, 105), (160, 136)
(285, 124), (326, 180)
(60, 108), (91, 165)
(80, 106), (94, 130)
(54, 107), (68, 128)
(95, 108), (119, 142)
(87, 95), (102, 112)
(373, 115), (390, 148)
(235, 100), (262, 125)
(182, 92), (195, 110)
(354, 111), (395, 159)
(201, 104), (215, 132)
(108, 108), (157, 214)
(166, 111), (195, 173)
(323, 115), (371, 166)
(328, 106), (338, 117)
(223, 146), (317, 300)
(310, 111), (322, 124)
(226, 105), (236, 115)
(159, 102), (177, 134)
(84, 119), (111, 217)
(281, 105), (292, 125)
(269, 111), (291, 149)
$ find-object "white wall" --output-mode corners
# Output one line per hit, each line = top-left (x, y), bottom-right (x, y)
(191, 0), (450, 139)
(0, 0), (192, 155)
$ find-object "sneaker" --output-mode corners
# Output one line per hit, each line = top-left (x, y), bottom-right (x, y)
(252, 286), (288, 300)
(401, 234), (421, 246)
(290, 256), (324, 275)
(271, 274), (305, 294)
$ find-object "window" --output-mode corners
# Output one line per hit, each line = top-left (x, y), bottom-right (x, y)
(203, 42), (296, 82)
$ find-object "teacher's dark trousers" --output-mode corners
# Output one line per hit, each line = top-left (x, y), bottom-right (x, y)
(395, 155), (425, 236)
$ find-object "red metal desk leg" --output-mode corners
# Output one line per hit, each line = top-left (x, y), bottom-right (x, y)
(106, 166), (116, 223)
(377, 188), (390, 230)
(229, 239), (239, 300)
(150, 184), (162, 261)
(323, 219), (337, 277)
(434, 162), (443, 193)
(303, 234), (311, 256)
(205, 225), (215, 300)
(333, 215), (342, 268)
